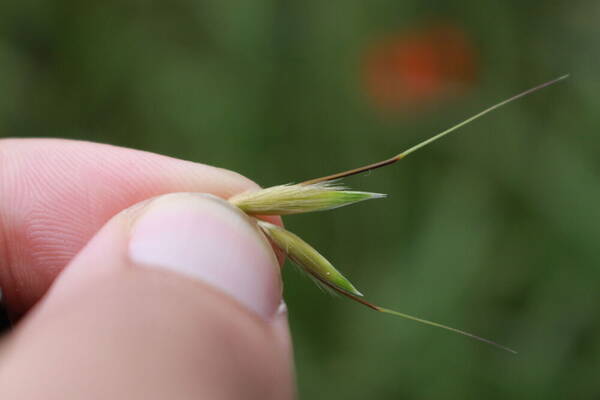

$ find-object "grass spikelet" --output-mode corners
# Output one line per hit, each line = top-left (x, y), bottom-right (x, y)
(257, 220), (363, 296)
(230, 181), (385, 215)
(258, 220), (516, 353)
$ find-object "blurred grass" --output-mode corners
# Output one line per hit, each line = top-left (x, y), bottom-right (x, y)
(1, 1), (599, 398)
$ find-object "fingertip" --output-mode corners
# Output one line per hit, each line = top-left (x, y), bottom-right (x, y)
(1, 191), (294, 399)
(0, 138), (283, 316)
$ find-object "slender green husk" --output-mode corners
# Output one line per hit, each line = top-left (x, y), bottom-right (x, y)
(231, 76), (568, 216)
(257, 220), (362, 296)
(257, 220), (516, 353)
(230, 182), (385, 215)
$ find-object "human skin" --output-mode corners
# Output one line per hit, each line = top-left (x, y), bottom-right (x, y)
(0, 139), (294, 399)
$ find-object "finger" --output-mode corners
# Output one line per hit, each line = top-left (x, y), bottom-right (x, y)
(0, 193), (294, 400)
(0, 138), (281, 316)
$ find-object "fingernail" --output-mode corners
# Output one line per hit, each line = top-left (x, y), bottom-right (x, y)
(128, 193), (282, 320)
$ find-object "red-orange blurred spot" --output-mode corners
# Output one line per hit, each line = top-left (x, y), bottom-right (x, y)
(363, 24), (478, 112)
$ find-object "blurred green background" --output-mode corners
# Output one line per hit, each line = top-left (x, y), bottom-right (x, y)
(1, 1), (598, 398)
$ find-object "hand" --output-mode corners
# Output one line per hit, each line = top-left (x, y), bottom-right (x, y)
(0, 139), (294, 399)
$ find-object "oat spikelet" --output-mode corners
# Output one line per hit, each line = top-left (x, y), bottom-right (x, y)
(230, 181), (385, 215)
(257, 220), (363, 296)
(258, 220), (516, 353)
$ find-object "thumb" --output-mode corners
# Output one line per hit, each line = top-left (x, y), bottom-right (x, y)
(0, 193), (294, 400)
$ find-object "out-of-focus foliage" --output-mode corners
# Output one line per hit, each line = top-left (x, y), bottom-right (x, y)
(1, 1), (598, 398)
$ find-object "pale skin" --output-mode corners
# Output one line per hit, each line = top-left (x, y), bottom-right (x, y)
(0, 139), (295, 399)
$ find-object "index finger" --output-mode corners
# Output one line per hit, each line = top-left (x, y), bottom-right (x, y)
(0, 138), (279, 317)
